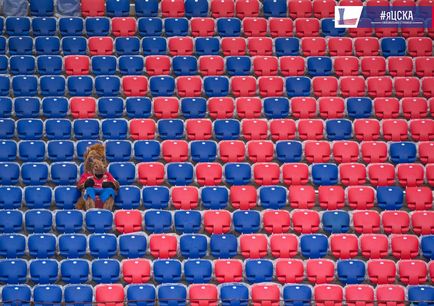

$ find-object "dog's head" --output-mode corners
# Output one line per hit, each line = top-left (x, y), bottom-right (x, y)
(84, 144), (107, 179)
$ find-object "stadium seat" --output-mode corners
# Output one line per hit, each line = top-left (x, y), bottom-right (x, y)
(119, 233), (147, 258)
(86, 17), (110, 36)
(55, 210), (83, 233)
(33, 285), (62, 306)
(307, 259), (335, 283)
(300, 234), (328, 258)
(61, 259), (89, 283)
(127, 285), (155, 306)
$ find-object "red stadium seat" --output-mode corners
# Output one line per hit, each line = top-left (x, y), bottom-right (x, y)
(149, 234), (178, 258)
(276, 259), (304, 283)
(367, 76), (392, 97)
(137, 162), (165, 185)
(376, 285), (405, 306)
(196, 163), (223, 185)
(258, 77), (284, 97)
(394, 77), (420, 98)
(295, 19), (320, 37)
(398, 260), (428, 285)
(354, 119), (381, 141)
(253, 56), (279, 76)
(230, 185), (257, 210)
(235, 0), (260, 18)
(318, 97), (344, 119)
(199, 56), (224, 76)
(332, 141), (359, 163)
(221, 37), (246, 56)
(367, 259), (396, 284)
(288, 185), (316, 209)
(154, 97), (179, 119)
(373, 97), (400, 119)
(415, 57), (434, 77)
(236, 97), (262, 119)
(242, 119), (268, 140)
(254, 163), (280, 185)
(251, 284), (280, 306)
(122, 76), (148, 96)
(112, 18), (136, 36)
(122, 259), (151, 283)
(382, 119), (408, 141)
(191, 18), (215, 37)
(345, 285), (375, 306)
(65, 56), (90, 75)
(313, 0), (336, 18)
(214, 260), (243, 283)
(269, 18), (293, 37)
(81, 0), (105, 17)
(290, 97), (316, 118)
(406, 186), (434, 210)
(328, 38), (353, 56)
(262, 210), (291, 234)
(298, 119), (324, 140)
(408, 37), (433, 57)
(282, 163), (309, 185)
(208, 97), (234, 119)
(95, 284), (124, 306)
(177, 76), (202, 97)
(402, 97), (428, 119)
(312, 77), (338, 96)
(314, 285), (343, 306)
(145, 56), (171, 75)
(203, 210), (231, 234)
(292, 210), (320, 233)
(161, 0), (185, 17)
(219, 140), (246, 162)
(88, 37), (114, 55)
(340, 76), (366, 97)
(427, 164), (434, 186)
(130, 119), (156, 140)
(189, 285), (218, 306)
(186, 119), (212, 140)
(360, 234), (389, 259)
(270, 234), (299, 258)
(381, 211), (410, 234)
(306, 259), (335, 283)
(411, 211), (434, 235)
(388, 56), (413, 77)
(354, 38), (380, 56)
(410, 119), (434, 141)
(114, 210), (143, 233)
(301, 38), (326, 56)
(430, 98), (434, 117)
(339, 163), (367, 186)
(231, 76), (256, 97)
(353, 210), (381, 234)
(70, 97), (96, 118)
(280, 57), (305, 76)
(318, 186), (345, 210)
(348, 19), (373, 37)
(171, 186), (199, 209)
(347, 186), (375, 209)
(247, 37), (273, 56)
(168, 37), (194, 56)
(368, 163), (395, 186)
(305, 141), (331, 163)
(391, 235), (419, 259)
(247, 141), (274, 162)
(240, 234), (268, 258)
(243, 18), (267, 36)
(162, 140), (188, 162)
(430, 261), (434, 281)
(330, 234), (359, 259)
(333, 56), (359, 76)
(360, 56), (386, 77)
(210, 0), (235, 17)
(288, 0), (313, 18)
(397, 163), (424, 187)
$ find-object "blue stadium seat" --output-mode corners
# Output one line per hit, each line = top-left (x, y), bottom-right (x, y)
(106, 0), (130, 16)
(116, 37), (141, 55)
(62, 37), (87, 55)
(321, 18), (346, 36)
(180, 234), (207, 258)
(421, 236), (434, 260)
(10, 56), (35, 75)
(381, 37), (406, 57)
(263, 0), (287, 16)
(33, 285), (62, 306)
(245, 259), (274, 283)
(181, 98), (206, 119)
(300, 234), (329, 258)
(138, 18), (162, 36)
(89, 233), (117, 258)
(45, 119), (72, 140)
(174, 211), (201, 233)
(0, 209), (23, 233)
(30, 0), (54, 16)
(158, 119), (184, 140)
(115, 186), (141, 209)
(210, 234), (238, 258)
(0, 186), (22, 209)
(145, 210), (172, 233)
(226, 56), (251, 76)
(58, 234), (87, 258)
(95, 76), (121, 96)
(259, 186), (287, 209)
(275, 38), (300, 56)
(0, 56), (6, 74)
(30, 259), (58, 283)
(126, 97), (152, 118)
(0, 259), (27, 283)
(0, 76), (10, 96)
(18, 141), (45, 162)
(59, 17), (83, 36)
(153, 259), (182, 283)
(135, 0), (159, 17)
(203, 76), (230, 97)
(40, 76), (66, 96)
(0, 162), (20, 185)
(32, 17), (56, 36)
(263, 97), (290, 118)
(92, 56), (117, 75)
(67, 76), (93, 96)
(127, 284), (156, 306)
(184, 259), (212, 283)
(98, 97), (124, 118)
(167, 163), (194, 185)
(25, 209), (52, 233)
(283, 284), (312, 306)
(173, 56), (197, 75)
(73, 119), (100, 140)
(0, 97), (12, 117)
(158, 284), (186, 306)
(322, 211), (350, 233)
(408, 286), (434, 306)
(35, 37), (60, 55)
(337, 259), (366, 284)
(134, 140), (161, 162)
(12, 76), (38, 97)
(91, 259), (120, 283)
(233, 210), (260, 233)
(6, 17), (30, 35)
(276, 141), (303, 162)
(54, 186), (81, 209)
(14, 97), (40, 118)
(64, 285), (93, 306)
(48, 140), (74, 161)
(109, 162), (135, 184)
(217, 18), (241, 37)
(55, 210), (83, 233)
(28, 234), (56, 258)
(220, 283), (249, 306)
(106, 141), (131, 162)
(0, 37), (5, 55)
(60, 259), (89, 284)
(142, 37), (167, 55)
(0, 17), (3, 33)
(150, 76), (176, 96)
(85, 210), (113, 233)
(0, 234), (26, 258)
(326, 119), (352, 140)
(224, 163), (251, 185)
(185, 0), (209, 17)
(0, 140), (17, 162)
(346, 97), (372, 118)
(285, 77), (311, 97)
(190, 141), (216, 162)
(311, 163), (338, 185)
(76, 141), (102, 161)
(37, 56), (63, 75)
(24, 186), (52, 209)
(389, 142), (417, 163)
(119, 56), (144, 75)
(376, 186), (404, 210)
(85, 17), (110, 36)
(307, 57), (332, 76)
(21, 163), (49, 185)
(51, 162), (78, 185)
(119, 233), (147, 258)
(201, 186), (229, 209)
(214, 119), (240, 140)
(142, 186), (170, 209)
(195, 37), (220, 56)
(1, 285), (31, 306)
(164, 18), (189, 37)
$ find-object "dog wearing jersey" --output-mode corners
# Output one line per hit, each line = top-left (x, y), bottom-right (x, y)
(76, 144), (119, 211)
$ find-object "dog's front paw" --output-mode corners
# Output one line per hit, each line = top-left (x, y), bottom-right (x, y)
(84, 179), (95, 188)
(102, 181), (116, 189)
